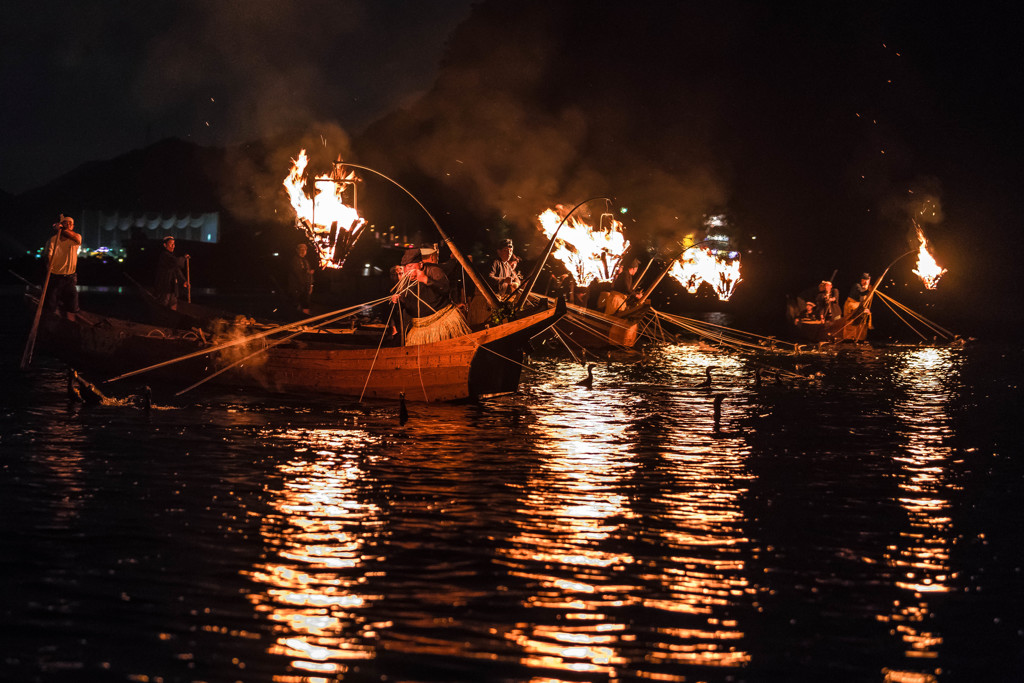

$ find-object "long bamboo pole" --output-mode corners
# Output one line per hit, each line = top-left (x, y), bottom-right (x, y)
(20, 257), (55, 370)
(512, 196), (612, 311)
(337, 163), (500, 310)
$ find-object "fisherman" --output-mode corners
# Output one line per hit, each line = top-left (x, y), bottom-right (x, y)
(614, 257), (640, 294)
(393, 247), (451, 319)
(844, 272), (873, 328)
(814, 280), (840, 321)
(43, 215), (83, 321)
(487, 238), (522, 298)
(287, 242), (315, 315)
(846, 272), (871, 307)
(392, 246), (469, 344)
(797, 299), (819, 322)
(154, 236), (190, 310)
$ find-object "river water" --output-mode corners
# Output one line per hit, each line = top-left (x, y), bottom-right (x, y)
(2, 289), (1022, 682)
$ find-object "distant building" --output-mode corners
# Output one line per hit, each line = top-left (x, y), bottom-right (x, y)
(80, 210), (219, 253)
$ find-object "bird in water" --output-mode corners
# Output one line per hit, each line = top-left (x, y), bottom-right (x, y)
(71, 370), (107, 405)
(712, 395), (725, 433)
(399, 392), (409, 425)
(576, 364), (595, 389)
(135, 386), (152, 411)
(696, 366), (714, 389)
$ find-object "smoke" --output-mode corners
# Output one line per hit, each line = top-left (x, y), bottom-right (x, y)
(361, 1), (730, 254)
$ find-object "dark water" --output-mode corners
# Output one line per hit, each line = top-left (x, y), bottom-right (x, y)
(2, 291), (1023, 682)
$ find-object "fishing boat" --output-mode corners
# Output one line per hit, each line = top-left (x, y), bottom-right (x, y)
(32, 298), (565, 402)
(786, 296), (870, 343)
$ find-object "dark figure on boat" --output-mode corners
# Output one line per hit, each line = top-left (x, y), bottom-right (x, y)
(44, 216), (82, 321)
(287, 243), (315, 315)
(813, 280), (840, 321)
(486, 238), (522, 299)
(154, 236), (190, 311)
(613, 258), (641, 297)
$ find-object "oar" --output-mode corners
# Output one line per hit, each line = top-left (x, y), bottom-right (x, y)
(185, 257), (191, 303)
(20, 229), (59, 370)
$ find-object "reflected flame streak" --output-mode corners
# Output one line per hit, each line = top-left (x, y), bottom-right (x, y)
(879, 347), (958, 680)
(501, 358), (753, 678)
(244, 428), (384, 675)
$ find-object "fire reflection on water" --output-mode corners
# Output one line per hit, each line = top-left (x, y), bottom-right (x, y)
(882, 347), (959, 682)
(503, 356), (754, 678)
(244, 428), (384, 679)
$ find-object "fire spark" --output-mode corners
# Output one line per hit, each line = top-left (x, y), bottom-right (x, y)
(911, 224), (947, 290)
(283, 150), (366, 269)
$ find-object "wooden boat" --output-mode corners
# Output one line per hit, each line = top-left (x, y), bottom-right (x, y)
(787, 297), (870, 343)
(33, 298), (565, 402)
(527, 291), (645, 351)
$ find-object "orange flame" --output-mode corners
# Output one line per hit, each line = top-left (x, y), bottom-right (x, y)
(537, 208), (628, 286)
(667, 246), (742, 301)
(912, 225), (946, 290)
(283, 150), (365, 269)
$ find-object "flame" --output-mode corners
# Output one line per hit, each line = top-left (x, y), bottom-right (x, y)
(911, 225), (946, 290)
(667, 246), (742, 301)
(537, 208), (628, 286)
(283, 150), (366, 269)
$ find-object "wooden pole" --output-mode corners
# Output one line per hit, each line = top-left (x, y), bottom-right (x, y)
(20, 259), (54, 370)
(338, 163), (500, 310)
(185, 257), (191, 303)
(634, 239), (713, 307)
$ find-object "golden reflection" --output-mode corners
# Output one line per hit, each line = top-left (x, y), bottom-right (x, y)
(880, 347), (959, 680)
(243, 428), (383, 678)
(505, 361), (753, 678)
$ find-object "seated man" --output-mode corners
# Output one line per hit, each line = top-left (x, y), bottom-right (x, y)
(487, 238), (521, 298)
(814, 280), (840, 321)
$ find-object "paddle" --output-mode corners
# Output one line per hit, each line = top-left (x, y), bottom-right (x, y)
(20, 216), (62, 369)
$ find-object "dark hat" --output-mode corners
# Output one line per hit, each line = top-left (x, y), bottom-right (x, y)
(400, 247), (422, 266)
(860, 272), (871, 279)
(498, 238), (513, 249)
(627, 258), (640, 269)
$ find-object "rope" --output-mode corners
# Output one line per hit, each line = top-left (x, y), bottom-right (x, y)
(358, 302), (397, 402)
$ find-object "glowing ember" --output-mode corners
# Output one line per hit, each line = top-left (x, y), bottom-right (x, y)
(667, 246), (742, 301)
(537, 208), (628, 286)
(911, 224), (947, 289)
(283, 150), (366, 269)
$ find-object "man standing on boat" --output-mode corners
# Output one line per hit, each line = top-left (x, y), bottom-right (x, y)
(844, 272), (873, 328)
(44, 215), (82, 321)
(154, 236), (189, 310)
(487, 238), (522, 299)
(287, 242), (315, 315)
(814, 280), (840, 321)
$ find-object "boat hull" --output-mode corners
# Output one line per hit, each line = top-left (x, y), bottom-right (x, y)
(36, 301), (564, 402)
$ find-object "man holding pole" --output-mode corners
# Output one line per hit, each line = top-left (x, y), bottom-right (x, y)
(44, 215), (82, 321)
(154, 236), (190, 310)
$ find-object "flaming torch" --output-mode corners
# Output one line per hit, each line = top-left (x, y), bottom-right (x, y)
(911, 223), (947, 290)
(537, 207), (628, 286)
(283, 150), (367, 269)
(666, 245), (742, 301)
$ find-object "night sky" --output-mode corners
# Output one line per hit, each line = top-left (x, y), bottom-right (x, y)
(3, 1), (1022, 330)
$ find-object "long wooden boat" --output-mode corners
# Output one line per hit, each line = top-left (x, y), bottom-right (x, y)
(529, 292), (645, 351)
(33, 299), (565, 402)
(786, 297), (870, 343)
